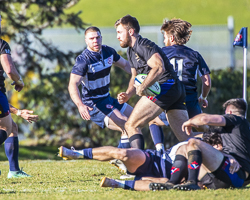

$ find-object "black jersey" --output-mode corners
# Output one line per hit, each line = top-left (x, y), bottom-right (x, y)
(127, 35), (177, 84)
(215, 114), (250, 173)
(0, 39), (11, 93)
(162, 45), (210, 100)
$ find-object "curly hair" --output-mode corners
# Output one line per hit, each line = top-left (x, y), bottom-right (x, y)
(161, 18), (192, 45)
(203, 127), (223, 147)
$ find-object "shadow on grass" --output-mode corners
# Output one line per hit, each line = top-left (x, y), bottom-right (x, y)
(0, 145), (61, 161)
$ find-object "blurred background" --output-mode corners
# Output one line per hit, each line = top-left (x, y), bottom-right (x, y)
(0, 0), (250, 151)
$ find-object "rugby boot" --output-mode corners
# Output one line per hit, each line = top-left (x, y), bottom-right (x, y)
(174, 180), (201, 191)
(7, 168), (32, 178)
(100, 177), (120, 188)
(58, 146), (83, 160)
(149, 182), (174, 191)
(109, 159), (127, 173)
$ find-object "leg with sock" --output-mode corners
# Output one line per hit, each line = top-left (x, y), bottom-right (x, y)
(129, 134), (144, 150)
(5, 136), (31, 178)
(149, 154), (188, 191)
(174, 150), (202, 190)
(149, 124), (164, 151)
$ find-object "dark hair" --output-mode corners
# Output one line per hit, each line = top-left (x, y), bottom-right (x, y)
(223, 98), (247, 116)
(85, 26), (101, 36)
(161, 18), (192, 45)
(203, 127), (223, 147)
(114, 15), (140, 34)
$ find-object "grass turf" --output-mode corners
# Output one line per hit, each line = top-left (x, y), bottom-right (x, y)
(0, 146), (250, 200)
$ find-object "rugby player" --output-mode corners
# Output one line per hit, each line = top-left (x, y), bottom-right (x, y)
(114, 15), (196, 149)
(68, 26), (133, 149)
(150, 98), (250, 190)
(0, 38), (34, 178)
(149, 18), (211, 150)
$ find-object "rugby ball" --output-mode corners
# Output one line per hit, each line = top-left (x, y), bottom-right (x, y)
(134, 74), (161, 96)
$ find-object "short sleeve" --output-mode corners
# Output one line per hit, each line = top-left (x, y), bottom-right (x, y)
(137, 42), (158, 62)
(197, 53), (210, 76)
(71, 56), (88, 77)
(0, 40), (11, 55)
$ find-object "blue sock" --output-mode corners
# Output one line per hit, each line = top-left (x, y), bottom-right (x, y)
(149, 124), (164, 145)
(124, 180), (135, 190)
(83, 148), (93, 159)
(4, 137), (20, 171)
(0, 129), (7, 145)
(118, 136), (131, 148)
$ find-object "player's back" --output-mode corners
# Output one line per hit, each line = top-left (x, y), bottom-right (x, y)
(162, 45), (210, 95)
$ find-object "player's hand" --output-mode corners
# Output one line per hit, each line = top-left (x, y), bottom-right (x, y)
(134, 84), (147, 96)
(227, 155), (241, 174)
(182, 120), (198, 135)
(117, 92), (129, 104)
(11, 79), (24, 92)
(198, 96), (208, 108)
(20, 109), (39, 123)
(78, 104), (93, 120)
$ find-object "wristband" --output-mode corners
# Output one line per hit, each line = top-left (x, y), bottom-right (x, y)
(199, 94), (207, 100)
(16, 110), (22, 116)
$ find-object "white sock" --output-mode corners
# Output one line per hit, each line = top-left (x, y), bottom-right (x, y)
(74, 150), (84, 159)
(114, 180), (126, 188)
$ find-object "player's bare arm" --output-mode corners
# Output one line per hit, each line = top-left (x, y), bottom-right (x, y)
(136, 53), (165, 96)
(1, 54), (24, 92)
(114, 56), (131, 74)
(9, 104), (39, 123)
(68, 73), (93, 120)
(117, 68), (137, 104)
(199, 74), (211, 108)
(182, 113), (226, 135)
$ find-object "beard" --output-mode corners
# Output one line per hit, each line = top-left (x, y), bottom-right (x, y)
(119, 35), (131, 48)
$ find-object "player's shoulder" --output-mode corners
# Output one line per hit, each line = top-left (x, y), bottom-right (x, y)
(0, 39), (11, 53)
(136, 35), (156, 48)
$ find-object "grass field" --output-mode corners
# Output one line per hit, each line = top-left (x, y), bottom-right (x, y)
(0, 146), (250, 200)
(68, 0), (250, 35)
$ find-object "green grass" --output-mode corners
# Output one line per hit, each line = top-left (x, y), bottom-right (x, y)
(68, 0), (250, 34)
(0, 146), (250, 199)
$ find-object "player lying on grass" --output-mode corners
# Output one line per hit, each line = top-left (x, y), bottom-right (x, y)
(57, 131), (226, 191)
(150, 98), (250, 191)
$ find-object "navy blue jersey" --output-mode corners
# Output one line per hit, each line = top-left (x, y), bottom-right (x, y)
(127, 35), (177, 84)
(71, 45), (120, 106)
(162, 45), (210, 100)
(0, 39), (11, 93)
(215, 114), (250, 174)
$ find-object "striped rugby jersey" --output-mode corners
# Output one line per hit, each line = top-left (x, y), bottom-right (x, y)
(71, 45), (120, 106)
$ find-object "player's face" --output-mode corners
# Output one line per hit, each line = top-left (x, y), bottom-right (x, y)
(85, 31), (102, 52)
(116, 24), (131, 48)
(163, 31), (172, 47)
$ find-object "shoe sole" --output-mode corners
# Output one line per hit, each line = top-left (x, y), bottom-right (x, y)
(58, 146), (72, 160)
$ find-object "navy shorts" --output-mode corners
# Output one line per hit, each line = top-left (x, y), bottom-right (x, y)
(186, 99), (202, 118)
(200, 157), (245, 189)
(147, 79), (187, 112)
(129, 149), (172, 180)
(89, 96), (125, 128)
(0, 91), (10, 118)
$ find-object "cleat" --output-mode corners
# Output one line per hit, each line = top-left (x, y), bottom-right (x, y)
(174, 180), (201, 191)
(109, 159), (127, 173)
(120, 174), (135, 179)
(100, 177), (119, 188)
(58, 146), (82, 160)
(149, 182), (174, 191)
(7, 168), (32, 178)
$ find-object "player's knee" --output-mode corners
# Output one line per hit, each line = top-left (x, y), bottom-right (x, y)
(187, 138), (200, 147)
(116, 148), (129, 162)
(11, 122), (18, 136)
